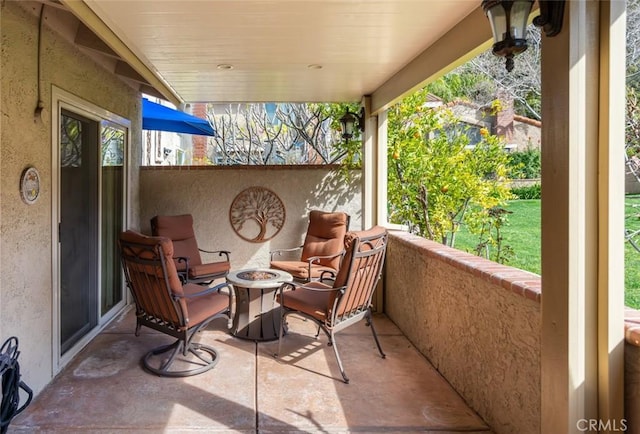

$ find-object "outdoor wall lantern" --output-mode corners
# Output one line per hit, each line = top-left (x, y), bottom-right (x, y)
(339, 108), (364, 141)
(482, 0), (565, 72)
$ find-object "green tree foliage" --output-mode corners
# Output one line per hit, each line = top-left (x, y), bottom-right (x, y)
(387, 88), (513, 247)
(424, 72), (492, 104)
(627, 0), (640, 91)
(506, 148), (541, 179)
(627, 88), (640, 186)
(626, 0), (640, 186)
(468, 206), (515, 264)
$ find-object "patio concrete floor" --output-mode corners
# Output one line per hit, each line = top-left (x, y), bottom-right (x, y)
(10, 307), (492, 433)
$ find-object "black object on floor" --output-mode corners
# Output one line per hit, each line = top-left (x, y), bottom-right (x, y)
(0, 337), (32, 434)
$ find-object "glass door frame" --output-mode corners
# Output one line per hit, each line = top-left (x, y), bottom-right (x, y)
(51, 87), (130, 373)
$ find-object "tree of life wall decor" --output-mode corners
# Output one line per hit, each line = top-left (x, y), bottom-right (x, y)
(229, 187), (285, 243)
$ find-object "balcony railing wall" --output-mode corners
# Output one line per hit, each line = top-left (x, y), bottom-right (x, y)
(385, 231), (541, 433)
(385, 230), (640, 434)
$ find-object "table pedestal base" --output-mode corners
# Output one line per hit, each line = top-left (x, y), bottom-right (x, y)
(232, 285), (281, 341)
(226, 268), (293, 342)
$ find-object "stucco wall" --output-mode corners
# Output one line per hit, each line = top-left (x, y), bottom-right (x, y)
(1, 1), (141, 394)
(512, 121), (541, 151)
(139, 166), (362, 270)
(384, 231), (541, 434)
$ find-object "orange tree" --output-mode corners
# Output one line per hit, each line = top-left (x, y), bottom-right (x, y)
(387, 87), (513, 249)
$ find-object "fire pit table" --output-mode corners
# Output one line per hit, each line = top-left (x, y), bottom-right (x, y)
(226, 268), (293, 341)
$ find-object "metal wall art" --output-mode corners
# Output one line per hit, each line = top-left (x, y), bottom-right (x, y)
(229, 187), (285, 243)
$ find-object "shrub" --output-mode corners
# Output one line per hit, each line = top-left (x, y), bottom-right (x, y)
(511, 183), (541, 199)
(507, 148), (541, 179)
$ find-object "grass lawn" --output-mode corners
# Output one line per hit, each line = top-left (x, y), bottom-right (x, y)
(626, 195), (640, 308)
(453, 197), (640, 309)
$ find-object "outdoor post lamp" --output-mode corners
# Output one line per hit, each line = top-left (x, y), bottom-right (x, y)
(339, 108), (364, 142)
(482, 0), (565, 72)
(482, 0), (533, 72)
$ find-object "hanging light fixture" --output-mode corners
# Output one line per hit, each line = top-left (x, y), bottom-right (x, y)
(482, 0), (566, 72)
(339, 108), (364, 142)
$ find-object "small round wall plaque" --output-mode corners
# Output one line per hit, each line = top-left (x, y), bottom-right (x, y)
(20, 166), (41, 205)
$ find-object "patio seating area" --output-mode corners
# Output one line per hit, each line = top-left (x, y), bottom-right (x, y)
(9, 306), (492, 433)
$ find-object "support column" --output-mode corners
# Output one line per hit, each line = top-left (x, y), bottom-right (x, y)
(541, 1), (625, 432)
(541, 1), (598, 431)
(597, 0), (626, 428)
(362, 96), (378, 229)
(376, 110), (388, 226)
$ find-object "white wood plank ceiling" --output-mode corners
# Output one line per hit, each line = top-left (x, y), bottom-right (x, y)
(75, 1), (480, 104)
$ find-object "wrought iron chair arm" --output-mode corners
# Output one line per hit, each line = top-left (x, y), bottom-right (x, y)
(306, 249), (346, 265)
(269, 246), (303, 261)
(173, 256), (191, 283)
(319, 270), (337, 283)
(173, 281), (232, 300)
(175, 256), (190, 267)
(198, 249), (231, 261)
(281, 281), (346, 294)
(305, 249), (346, 281)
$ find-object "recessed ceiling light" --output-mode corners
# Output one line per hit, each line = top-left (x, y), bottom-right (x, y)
(217, 64), (234, 70)
(307, 64), (323, 70)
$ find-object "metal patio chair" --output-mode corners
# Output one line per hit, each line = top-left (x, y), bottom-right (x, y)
(119, 230), (232, 377)
(275, 226), (388, 383)
(151, 214), (231, 285)
(270, 210), (350, 282)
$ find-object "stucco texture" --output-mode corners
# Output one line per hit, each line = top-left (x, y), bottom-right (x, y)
(1, 1), (140, 394)
(384, 231), (541, 434)
(139, 167), (362, 271)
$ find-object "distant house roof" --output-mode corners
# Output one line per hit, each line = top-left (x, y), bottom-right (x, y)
(514, 114), (542, 128)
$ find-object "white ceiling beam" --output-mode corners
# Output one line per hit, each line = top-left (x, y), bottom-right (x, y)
(60, 0), (181, 106)
(370, 6), (492, 115)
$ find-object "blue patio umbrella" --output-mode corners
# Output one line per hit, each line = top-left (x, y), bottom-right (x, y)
(142, 98), (216, 136)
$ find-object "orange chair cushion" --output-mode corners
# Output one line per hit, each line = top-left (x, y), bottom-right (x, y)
(151, 214), (203, 267)
(189, 261), (231, 279)
(334, 225), (387, 289)
(276, 281), (337, 322)
(151, 214), (196, 240)
(119, 230), (184, 297)
(182, 283), (230, 328)
(300, 211), (349, 270)
(270, 260), (336, 280)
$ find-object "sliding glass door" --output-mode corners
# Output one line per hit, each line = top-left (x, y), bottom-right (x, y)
(100, 121), (125, 315)
(54, 89), (129, 362)
(59, 110), (99, 354)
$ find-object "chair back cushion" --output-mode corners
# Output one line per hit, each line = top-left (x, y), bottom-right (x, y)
(332, 226), (387, 317)
(151, 214), (203, 268)
(300, 210), (349, 270)
(119, 230), (186, 325)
